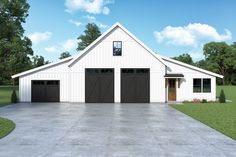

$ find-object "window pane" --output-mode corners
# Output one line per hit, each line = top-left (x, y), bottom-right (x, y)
(203, 79), (211, 93)
(113, 41), (122, 56)
(193, 79), (201, 93)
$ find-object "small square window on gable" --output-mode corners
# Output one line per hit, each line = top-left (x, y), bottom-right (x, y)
(113, 41), (122, 56)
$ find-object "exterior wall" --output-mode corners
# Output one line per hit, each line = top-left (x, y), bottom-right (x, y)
(70, 27), (166, 102)
(19, 61), (70, 102)
(165, 60), (216, 101)
(18, 26), (217, 103)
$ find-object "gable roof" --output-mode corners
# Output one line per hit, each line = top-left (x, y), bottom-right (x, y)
(11, 57), (73, 78)
(161, 55), (224, 78)
(68, 22), (167, 67)
(11, 22), (223, 79)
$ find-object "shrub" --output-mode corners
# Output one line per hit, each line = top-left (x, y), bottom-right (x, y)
(192, 99), (201, 103)
(201, 99), (207, 103)
(219, 89), (226, 103)
(11, 90), (18, 103)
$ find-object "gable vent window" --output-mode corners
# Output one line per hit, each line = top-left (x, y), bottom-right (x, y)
(113, 41), (122, 56)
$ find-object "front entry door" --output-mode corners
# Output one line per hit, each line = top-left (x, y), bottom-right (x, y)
(168, 79), (176, 101)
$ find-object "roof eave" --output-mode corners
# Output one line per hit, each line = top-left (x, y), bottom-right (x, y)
(12, 57), (73, 78)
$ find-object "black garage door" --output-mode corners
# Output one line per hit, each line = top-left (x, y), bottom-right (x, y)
(121, 69), (150, 103)
(31, 80), (60, 102)
(85, 69), (114, 103)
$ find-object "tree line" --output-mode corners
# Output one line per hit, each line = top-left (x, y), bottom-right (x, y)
(0, 0), (235, 85)
(173, 42), (236, 85)
(0, 0), (101, 85)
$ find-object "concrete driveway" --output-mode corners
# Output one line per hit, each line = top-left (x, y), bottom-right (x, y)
(0, 103), (235, 157)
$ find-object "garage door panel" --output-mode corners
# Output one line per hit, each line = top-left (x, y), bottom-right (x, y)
(135, 76), (150, 103)
(31, 80), (60, 102)
(85, 69), (114, 103)
(100, 75), (114, 103)
(121, 76), (136, 103)
(85, 76), (100, 103)
(121, 69), (150, 103)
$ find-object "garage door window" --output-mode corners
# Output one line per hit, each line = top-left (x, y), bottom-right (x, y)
(33, 81), (45, 85)
(47, 81), (59, 85)
(122, 69), (134, 73)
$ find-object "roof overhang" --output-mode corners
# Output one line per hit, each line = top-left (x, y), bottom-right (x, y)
(165, 73), (184, 78)
(11, 57), (73, 78)
(161, 56), (224, 79)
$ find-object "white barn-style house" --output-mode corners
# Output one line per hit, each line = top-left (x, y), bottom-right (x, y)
(12, 23), (223, 103)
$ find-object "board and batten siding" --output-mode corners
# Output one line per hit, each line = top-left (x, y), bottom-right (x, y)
(18, 25), (218, 103)
(164, 60), (216, 101)
(19, 61), (70, 102)
(70, 27), (166, 102)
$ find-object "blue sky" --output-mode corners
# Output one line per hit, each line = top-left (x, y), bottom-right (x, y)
(24, 0), (236, 62)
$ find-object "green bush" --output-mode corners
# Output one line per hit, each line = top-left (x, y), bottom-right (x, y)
(11, 90), (18, 103)
(219, 89), (226, 103)
(201, 99), (207, 103)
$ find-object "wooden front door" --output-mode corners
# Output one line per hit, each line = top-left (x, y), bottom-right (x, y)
(168, 79), (176, 101)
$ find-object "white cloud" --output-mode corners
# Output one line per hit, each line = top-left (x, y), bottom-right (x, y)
(45, 46), (57, 53)
(97, 23), (108, 29)
(65, 0), (113, 15)
(62, 39), (78, 50)
(154, 23), (232, 47)
(68, 19), (82, 26)
(28, 32), (52, 44)
(45, 39), (78, 53)
(83, 15), (96, 21)
(102, 6), (110, 15)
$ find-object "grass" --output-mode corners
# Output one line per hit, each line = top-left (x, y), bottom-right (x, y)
(0, 117), (15, 139)
(0, 86), (19, 107)
(172, 86), (236, 140)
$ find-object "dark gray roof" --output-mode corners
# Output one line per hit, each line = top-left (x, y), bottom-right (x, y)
(164, 73), (184, 78)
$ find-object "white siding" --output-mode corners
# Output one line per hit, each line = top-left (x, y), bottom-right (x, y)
(70, 27), (166, 102)
(165, 60), (216, 101)
(19, 61), (70, 102)
(18, 26), (218, 103)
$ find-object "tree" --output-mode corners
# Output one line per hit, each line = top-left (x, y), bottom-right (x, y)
(0, 0), (33, 85)
(203, 42), (236, 85)
(195, 59), (208, 70)
(77, 23), (101, 51)
(32, 55), (49, 68)
(59, 52), (71, 59)
(172, 53), (194, 65)
(11, 89), (18, 103)
(219, 89), (226, 103)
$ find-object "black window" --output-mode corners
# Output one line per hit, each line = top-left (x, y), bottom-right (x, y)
(122, 69), (134, 73)
(86, 69), (100, 74)
(101, 69), (113, 73)
(33, 81), (45, 85)
(203, 79), (211, 93)
(47, 81), (59, 85)
(193, 79), (201, 93)
(113, 41), (122, 56)
(136, 69), (149, 73)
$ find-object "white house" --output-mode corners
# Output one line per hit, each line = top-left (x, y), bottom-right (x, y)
(12, 23), (223, 103)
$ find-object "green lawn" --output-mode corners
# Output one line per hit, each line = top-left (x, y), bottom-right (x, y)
(172, 86), (236, 140)
(0, 117), (15, 139)
(0, 86), (19, 107)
